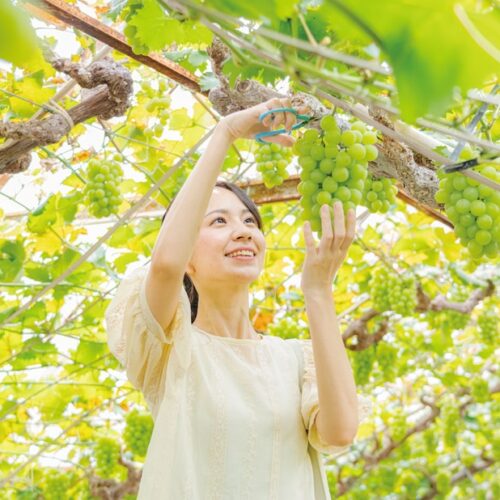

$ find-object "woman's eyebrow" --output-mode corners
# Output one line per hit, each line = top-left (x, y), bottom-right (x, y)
(204, 208), (252, 218)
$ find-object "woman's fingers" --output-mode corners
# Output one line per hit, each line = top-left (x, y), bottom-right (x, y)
(340, 207), (356, 253)
(319, 204), (334, 253)
(303, 220), (316, 254)
(331, 201), (346, 250)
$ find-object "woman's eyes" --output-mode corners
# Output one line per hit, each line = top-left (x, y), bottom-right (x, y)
(211, 216), (256, 225)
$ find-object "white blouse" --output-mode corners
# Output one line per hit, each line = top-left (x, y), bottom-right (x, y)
(105, 265), (371, 500)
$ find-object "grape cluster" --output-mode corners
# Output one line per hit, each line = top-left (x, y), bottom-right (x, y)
(268, 316), (305, 340)
(370, 267), (417, 316)
(435, 470), (452, 494)
(255, 142), (293, 188)
(84, 159), (123, 218)
(375, 341), (398, 380)
(43, 470), (72, 500)
(95, 437), (121, 478)
(353, 346), (376, 386)
(391, 411), (408, 442)
(124, 410), (154, 457)
(471, 377), (490, 403)
(477, 306), (498, 345)
(441, 402), (460, 448)
(427, 287), (470, 333)
(435, 162), (500, 258)
(361, 175), (398, 212)
(295, 116), (379, 233)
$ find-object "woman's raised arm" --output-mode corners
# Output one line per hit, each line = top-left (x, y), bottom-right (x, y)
(145, 97), (297, 332)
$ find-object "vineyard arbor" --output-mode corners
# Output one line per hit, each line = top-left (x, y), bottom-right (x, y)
(0, 1), (499, 499)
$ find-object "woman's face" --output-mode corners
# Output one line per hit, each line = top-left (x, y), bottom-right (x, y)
(187, 188), (266, 288)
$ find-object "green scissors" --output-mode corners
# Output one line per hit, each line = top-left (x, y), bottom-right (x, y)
(255, 107), (312, 144)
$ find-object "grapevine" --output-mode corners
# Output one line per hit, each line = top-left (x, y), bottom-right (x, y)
(124, 410), (154, 457)
(84, 159), (123, 218)
(427, 287), (470, 334)
(435, 162), (500, 259)
(95, 437), (121, 478)
(295, 116), (379, 233)
(471, 377), (490, 403)
(255, 142), (293, 188)
(441, 402), (460, 448)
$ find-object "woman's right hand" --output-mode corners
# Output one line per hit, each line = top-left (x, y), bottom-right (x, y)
(217, 97), (310, 147)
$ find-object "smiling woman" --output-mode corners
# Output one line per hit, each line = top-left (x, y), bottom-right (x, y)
(160, 179), (263, 324)
(105, 97), (371, 500)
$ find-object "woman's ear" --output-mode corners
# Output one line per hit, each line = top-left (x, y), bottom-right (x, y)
(186, 261), (195, 276)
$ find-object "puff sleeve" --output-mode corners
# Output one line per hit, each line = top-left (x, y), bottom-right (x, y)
(296, 339), (372, 456)
(104, 265), (192, 418)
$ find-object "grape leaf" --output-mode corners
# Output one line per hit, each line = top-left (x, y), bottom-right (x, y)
(0, 239), (24, 282)
(0, 0), (44, 68)
(327, 0), (500, 120)
(127, 0), (212, 50)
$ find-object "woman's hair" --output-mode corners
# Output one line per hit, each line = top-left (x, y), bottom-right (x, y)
(161, 180), (263, 322)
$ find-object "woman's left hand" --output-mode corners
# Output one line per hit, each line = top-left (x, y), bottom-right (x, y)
(300, 201), (356, 293)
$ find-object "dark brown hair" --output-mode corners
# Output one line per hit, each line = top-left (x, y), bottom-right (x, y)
(161, 180), (263, 322)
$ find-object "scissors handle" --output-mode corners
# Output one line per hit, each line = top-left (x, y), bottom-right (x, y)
(255, 107), (311, 144)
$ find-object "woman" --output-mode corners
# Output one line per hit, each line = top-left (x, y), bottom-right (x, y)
(105, 97), (371, 499)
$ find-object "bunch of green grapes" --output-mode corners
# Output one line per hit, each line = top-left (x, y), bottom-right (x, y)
(369, 268), (416, 316)
(441, 402), (460, 448)
(435, 162), (500, 258)
(353, 346), (376, 386)
(361, 175), (398, 212)
(124, 410), (154, 457)
(268, 316), (305, 340)
(391, 411), (408, 442)
(43, 470), (72, 500)
(387, 273), (417, 316)
(95, 437), (121, 478)
(369, 267), (394, 311)
(428, 287), (470, 333)
(477, 306), (498, 344)
(255, 142), (293, 188)
(471, 377), (490, 403)
(435, 470), (452, 494)
(375, 341), (398, 379)
(84, 159), (123, 218)
(295, 115), (379, 232)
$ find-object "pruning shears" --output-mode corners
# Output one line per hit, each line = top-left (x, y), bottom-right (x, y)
(255, 107), (312, 144)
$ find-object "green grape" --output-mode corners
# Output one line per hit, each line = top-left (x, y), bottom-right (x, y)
(435, 162), (500, 258)
(124, 410), (154, 457)
(361, 175), (398, 213)
(255, 142), (293, 189)
(95, 437), (121, 478)
(353, 346), (376, 385)
(84, 159), (123, 218)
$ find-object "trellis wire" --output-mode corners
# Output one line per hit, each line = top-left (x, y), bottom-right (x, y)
(0, 128), (214, 328)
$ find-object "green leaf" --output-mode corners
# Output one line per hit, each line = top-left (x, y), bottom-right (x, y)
(128, 0), (212, 50)
(72, 340), (108, 365)
(328, 0), (500, 120)
(28, 196), (58, 234)
(0, 239), (24, 282)
(10, 71), (55, 117)
(0, 0), (44, 68)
